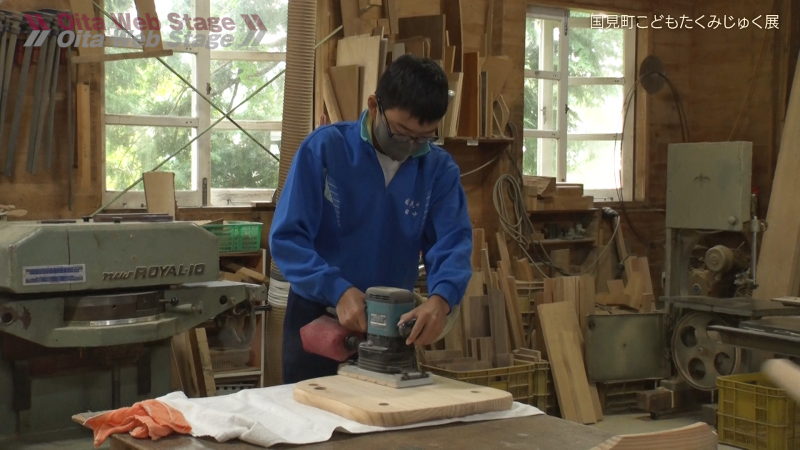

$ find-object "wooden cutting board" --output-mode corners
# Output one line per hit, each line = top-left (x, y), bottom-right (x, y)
(294, 374), (513, 427)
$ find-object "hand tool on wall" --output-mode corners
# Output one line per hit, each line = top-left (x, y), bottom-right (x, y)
(4, 17), (34, 177)
(66, 47), (74, 210)
(27, 11), (57, 174)
(0, 13), (10, 102)
(44, 12), (65, 169)
(0, 12), (20, 176)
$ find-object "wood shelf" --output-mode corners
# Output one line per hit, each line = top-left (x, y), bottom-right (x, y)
(219, 251), (263, 258)
(214, 368), (262, 379)
(440, 137), (513, 146)
(531, 238), (595, 246)
(529, 208), (600, 215)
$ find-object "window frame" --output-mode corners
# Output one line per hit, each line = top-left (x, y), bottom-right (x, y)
(524, 6), (636, 202)
(101, 0), (284, 208)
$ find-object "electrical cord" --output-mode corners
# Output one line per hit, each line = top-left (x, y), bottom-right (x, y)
(494, 123), (621, 278)
(611, 69), (689, 251)
(460, 148), (505, 178)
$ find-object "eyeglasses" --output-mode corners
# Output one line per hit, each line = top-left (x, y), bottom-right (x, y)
(376, 98), (439, 145)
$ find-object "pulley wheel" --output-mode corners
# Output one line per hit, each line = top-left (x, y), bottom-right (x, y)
(671, 312), (741, 390)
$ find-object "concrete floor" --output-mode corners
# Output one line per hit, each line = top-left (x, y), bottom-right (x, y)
(0, 409), (737, 449)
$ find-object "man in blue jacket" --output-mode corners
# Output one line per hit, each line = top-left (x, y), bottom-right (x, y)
(269, 55), (473, 383)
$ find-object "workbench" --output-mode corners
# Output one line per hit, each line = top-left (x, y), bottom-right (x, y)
(73, 413), (615, 449)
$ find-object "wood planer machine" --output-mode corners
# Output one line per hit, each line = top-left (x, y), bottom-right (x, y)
(0, 218), (267, 439)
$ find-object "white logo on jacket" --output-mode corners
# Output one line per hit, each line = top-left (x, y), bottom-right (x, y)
(404, 198), (421, 218)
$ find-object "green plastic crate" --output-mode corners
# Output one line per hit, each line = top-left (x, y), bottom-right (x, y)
(421, 361), (551, 410)
(202, 221), (263, 253)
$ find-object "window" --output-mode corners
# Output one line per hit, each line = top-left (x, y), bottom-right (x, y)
(523, 7), (636, 201)
(103, 0), (287, 208)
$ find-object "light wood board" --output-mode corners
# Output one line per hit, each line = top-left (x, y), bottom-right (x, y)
(359, 0), (381, 11)
(385, 0), (399, 34)
(458, 53), (480, 137)
(482, 56), (513, 104)
(340, 0), (361, 37)
(76, 83), (91, 189)
(322, 73), (342, 123)
(443, 72), (463, 137)
(481, 70), (490, 137)
(488, 288), (510, 361)
(143, 171), (177, 218)
(755, 58), (800, 301)
(591, 422), (717, 450)
(496, 231), (514, 277)
(442, 0), (464, 71)
(501, 276), (525, 350)
(551, 249), (570, 276)
(397, 15), (446, 61)
(293, 374), (512, 427)
(329, 65), (361, 121)
(396, 36), (430, 58)
(337, 35), (383, 112)
(538, 301), (597, 424)
(471, 228), (484, 270)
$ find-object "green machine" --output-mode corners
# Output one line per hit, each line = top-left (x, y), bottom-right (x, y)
(0, 218), (267, 438)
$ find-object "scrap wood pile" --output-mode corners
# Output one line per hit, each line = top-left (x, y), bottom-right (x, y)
(418, 228), (555, 409)
(191, 219), (268, 285)
(421, 229), (539, 367)
(427, 201), (658, 421)
(324, 0), (513, 139)
(522, 176), (594, 211)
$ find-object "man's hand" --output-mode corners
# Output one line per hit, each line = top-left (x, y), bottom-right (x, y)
(336, 287), (367, 332)
(398, 295), (450, 346)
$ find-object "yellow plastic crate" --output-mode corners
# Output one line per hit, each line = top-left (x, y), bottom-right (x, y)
(717, 372), (800, 450)
(421, 361), (551, 411)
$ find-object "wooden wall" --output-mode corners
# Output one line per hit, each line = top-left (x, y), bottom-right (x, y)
(313, 0), (526, 264)
(0, 0), (795, 291)
(528, 0), (795, 295)
(0, 0), (104, 219)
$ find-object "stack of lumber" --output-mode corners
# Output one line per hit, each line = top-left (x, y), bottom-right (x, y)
(324, 0), (513, 139)
(218, 247), (268, 285)
(171, 328), (216, 398)
(604, 220), (655, 313)
(423, 229), (538, 371)
(591, 423), (717, 450)
(523, 176), (594, 211)
(220, 262), (267, 284)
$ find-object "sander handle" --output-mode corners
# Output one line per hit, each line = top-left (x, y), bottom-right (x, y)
(398, 318), (416, 339)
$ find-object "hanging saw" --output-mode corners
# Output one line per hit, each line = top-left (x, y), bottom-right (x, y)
(0, 12), (10, 104)
(43, 11), (66, 170)
(0, 11), (20, 176)
(26, 11), (57, 174)
(4, 15), (35, 177)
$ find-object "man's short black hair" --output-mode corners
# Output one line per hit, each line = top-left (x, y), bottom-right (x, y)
(375, 54), (449, 125)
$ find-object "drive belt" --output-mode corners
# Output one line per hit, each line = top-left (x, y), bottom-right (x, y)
(4, 17), (33, 177)
(26, 12), (56, 174)
(0, 12), (20, 176)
